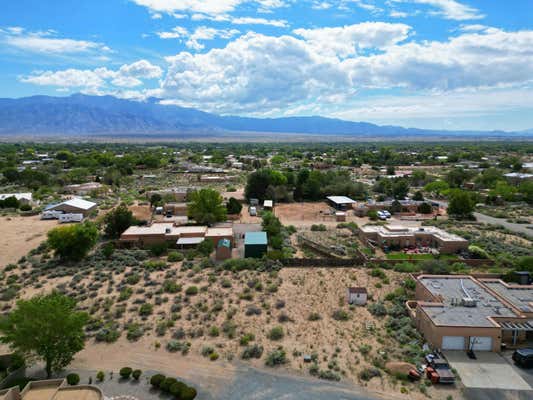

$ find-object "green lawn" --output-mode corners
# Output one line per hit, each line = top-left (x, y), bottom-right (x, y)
(386, 252), (458, 260)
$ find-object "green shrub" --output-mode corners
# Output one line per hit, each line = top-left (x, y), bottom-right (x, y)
(310, 224), (327, 232)
(150, 243), (168, 256)
(307, 312), (322, 321)
(359, 367), (381, 381)
(167, 251), (184, 262)
(240, 333), (255, 346)
(66, 373), (80, 385)
(267, 326), (284, 341)
(368, 301), (387, 317)
(119, 367), (132, 379)
(185, 286), (198, 296)
(139, 303), (153, 316)
(332, 309), (350, 321)
(242, 344), (264, 359)
(160, 377), (178, 393)
(265, 348), (287, 367)
(150, 374), (166, 388)
(169, 381), (188, 397)
(132, 369), (142, 380)
(96, 371), (105, 382)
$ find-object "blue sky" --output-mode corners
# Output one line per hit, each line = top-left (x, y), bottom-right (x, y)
(1, 0), (533, 131)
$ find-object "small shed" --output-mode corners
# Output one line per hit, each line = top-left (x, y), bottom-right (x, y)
(216, 238), (232, 261)
(335, 212), (346, 222)
(347, 287), (368, 305)
(264, 200), (273, 210)
(244, 232), (268, 258)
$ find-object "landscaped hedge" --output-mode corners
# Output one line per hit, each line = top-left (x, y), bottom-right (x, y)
(150, 374), (197, 399)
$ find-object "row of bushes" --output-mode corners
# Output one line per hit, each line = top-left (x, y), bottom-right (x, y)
(150, 374), (197, 400)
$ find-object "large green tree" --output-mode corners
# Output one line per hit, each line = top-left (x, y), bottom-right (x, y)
(104, 203), (135, 238)
(447, 190), (474, 219)
(47, 222), (99, 261)
(0, 292), (89, 378)
(187, 188), (227, 225)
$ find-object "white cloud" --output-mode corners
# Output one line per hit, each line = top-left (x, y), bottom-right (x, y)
(155, 27), (533, 114)
(157, 26), (240, 50)
(230, 17), (288, 27)
(19, 60), (162, 90)
(293, 22), (411, 58)
(391, 0), (484, 20)
(130, 0), (285, 16)
(0, 27), (110, 54)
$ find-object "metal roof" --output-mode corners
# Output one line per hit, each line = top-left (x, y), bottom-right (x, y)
(326, 196), (356, 204)
(245, 231), (268, 245)
(177, 237), (205, 245)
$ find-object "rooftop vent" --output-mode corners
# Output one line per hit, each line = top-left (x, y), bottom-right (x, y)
(165, 228), (171, 234)
(462, 297), (477, 307)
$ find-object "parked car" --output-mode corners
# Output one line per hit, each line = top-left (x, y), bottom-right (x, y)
(377, 211), (387, 220)
(249, 206), (257, 216)
(383, 210), (391, 218)
(513, 348), (533, 368)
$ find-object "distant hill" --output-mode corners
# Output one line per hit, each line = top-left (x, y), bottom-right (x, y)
(0, 94), (530, 139)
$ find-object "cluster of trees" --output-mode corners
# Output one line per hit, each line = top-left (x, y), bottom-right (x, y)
(245, 168), (367, 203)
(47, 222), (99, 261)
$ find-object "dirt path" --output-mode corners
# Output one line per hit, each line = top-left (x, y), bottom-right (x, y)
(0, 215), (57, 267)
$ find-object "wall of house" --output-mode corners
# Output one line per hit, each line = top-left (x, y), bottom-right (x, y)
(415, 306), (501, 351)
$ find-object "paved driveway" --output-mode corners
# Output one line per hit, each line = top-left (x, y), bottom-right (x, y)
(473, 212), (533, 237)
(445, 351), (532, 390)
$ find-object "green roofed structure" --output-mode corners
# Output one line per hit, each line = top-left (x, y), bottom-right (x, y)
(244, 231), (268, 258)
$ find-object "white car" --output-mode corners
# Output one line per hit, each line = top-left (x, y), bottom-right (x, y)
(377, 211), (387, 220)
(383, 210), (392, 218)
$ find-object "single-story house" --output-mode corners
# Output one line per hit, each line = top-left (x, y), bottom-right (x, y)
(0, 378), (103, 400)
(120, 223), (233, 249)
(45, 198), (97, 217)
(359, 224), (468, 254)
(244, 231), (268, 258)
(409, 275), (533, 352)
(64, 182), (103, 196)
(0, 193), (33, 205)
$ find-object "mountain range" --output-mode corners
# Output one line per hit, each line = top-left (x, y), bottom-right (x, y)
(0, 94), (531, 139)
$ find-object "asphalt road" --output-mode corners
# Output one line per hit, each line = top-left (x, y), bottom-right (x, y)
(473, 212), (533, 237)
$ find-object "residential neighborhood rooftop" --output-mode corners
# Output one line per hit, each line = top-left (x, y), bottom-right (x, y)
(326, 196), (356, 205)
(481, 280), (533, 313)
(418, 275), (517, 327)
(245, 231), (268, 245)
(360, 225), (467, 243)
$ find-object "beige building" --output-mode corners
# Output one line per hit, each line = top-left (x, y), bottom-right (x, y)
(45, 198), (97, 217)
(359, 225), (468, 254)
(408, 275), (533, 352)
(120, 223), (233, 249)
(0, 378), (102, 400)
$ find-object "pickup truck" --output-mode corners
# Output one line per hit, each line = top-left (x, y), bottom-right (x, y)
(425, 355), (455, 384)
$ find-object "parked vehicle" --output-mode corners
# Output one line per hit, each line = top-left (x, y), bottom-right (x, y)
(425, 354), (455, 384)
(249, 206), (257, 216)
(377, 211), (387, 220)
(383, 210), (392, 218)
(41, 210), (63, 220)
(58, 213), (84, 223)
(513, 348), (533, 368)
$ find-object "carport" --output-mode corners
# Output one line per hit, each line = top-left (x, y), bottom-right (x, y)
(500, 320), (533, 346)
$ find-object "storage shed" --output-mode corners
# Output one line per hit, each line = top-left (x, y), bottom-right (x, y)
(244, 232), (268, 258)
(347, 287), (368, 305)
(216, 238), (232, 261)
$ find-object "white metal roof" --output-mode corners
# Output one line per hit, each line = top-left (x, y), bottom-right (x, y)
(0, 192), (32, 201)
(177, 237), (205, 245)
(264, 200), (273, 207)
(61, 198), (97, 210)
(326, 196), (356, 204)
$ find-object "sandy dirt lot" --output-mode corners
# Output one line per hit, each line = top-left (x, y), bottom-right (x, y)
(0, 215), (57, 267)
(128, 203), (152, 221)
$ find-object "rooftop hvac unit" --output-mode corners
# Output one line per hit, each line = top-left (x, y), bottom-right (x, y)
(165, 228), (171, 234)
(462, 298), (477, 307)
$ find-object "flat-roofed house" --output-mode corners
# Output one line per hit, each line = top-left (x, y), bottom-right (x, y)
(0, 193), (33, 205)
(409, 275), (533, 352)
(46, 198), (97, 217)
(120, 223), (233, 249)
(359, 224), (468, 254)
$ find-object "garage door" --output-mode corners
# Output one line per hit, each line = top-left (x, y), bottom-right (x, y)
(469, 336), (492, 351)
(442, 336), (465, 350)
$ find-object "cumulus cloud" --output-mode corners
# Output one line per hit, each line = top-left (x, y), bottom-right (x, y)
(293, 22), (411, 58)
(19, 60), (162, 90)
(0, 27), (111, 54)
(154, 26), (533, 113)
(391, 0), (484, 20)
(130, 0), (285, 16)
(157, 26), (240, 50)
